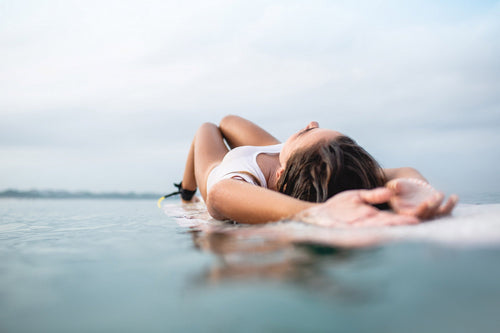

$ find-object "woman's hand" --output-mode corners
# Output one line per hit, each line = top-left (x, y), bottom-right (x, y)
(386, 178), (458, 219)
(295, 188), (420, 227)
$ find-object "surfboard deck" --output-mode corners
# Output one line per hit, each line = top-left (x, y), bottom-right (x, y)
(162, 202), (500, 248)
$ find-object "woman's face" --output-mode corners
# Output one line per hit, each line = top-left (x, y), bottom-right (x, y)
(280, 122), (342, 166)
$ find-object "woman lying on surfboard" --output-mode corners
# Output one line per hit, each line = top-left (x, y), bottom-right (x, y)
(164, 115), (457, 227)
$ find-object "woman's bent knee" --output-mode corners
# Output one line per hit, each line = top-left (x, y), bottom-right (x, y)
(219, 115), (240, 131)
(197, 122), (218, 134)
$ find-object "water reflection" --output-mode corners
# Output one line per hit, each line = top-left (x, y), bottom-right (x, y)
(191, 228), (312, 281)
(181, 217), (383, 303)
(165, 202), (382, 287)
(164, 202), (468, 303)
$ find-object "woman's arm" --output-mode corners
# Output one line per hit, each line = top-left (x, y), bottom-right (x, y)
(218, 115), (280, 149)
(207, 179), (312, 223)
(207, 179), (420, 226)
(382, 167), (427, 183)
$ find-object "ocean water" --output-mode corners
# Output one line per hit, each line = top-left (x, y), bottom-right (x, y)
(1, 198), (500, 333)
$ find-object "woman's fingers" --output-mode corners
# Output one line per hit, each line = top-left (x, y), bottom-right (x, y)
(409, 200), (429, 217)
(397, 192), (444, 219)
(385, 179), (401, 193)
(437, 194), (459, 216)
(358, 188), (393, 204)
(356, 186), (457, 222)
(405, 193), (460, 220)
(420, 192), (444, 219)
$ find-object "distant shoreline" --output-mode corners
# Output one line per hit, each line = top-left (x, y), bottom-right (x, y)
(0, 189), (163, 200)
(1, 189), (499, 204)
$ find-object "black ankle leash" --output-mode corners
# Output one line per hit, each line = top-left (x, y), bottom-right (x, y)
(157, 182), (197, 208)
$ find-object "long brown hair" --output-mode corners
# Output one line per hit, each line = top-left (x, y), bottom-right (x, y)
(276, 136), (385, 202)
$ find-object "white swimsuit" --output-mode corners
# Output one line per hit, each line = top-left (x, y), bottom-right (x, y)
(206, 144), (283, 192)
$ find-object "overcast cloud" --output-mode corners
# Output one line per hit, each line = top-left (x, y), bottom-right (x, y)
(1, 0), (499, 196)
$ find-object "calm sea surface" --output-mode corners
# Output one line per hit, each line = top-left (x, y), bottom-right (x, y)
(1, 198), (500, 333)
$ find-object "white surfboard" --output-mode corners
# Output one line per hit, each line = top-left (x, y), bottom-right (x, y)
(162, 202), (500, 247)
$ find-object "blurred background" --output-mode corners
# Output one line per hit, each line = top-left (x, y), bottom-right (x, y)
(1, 0), (499, 198)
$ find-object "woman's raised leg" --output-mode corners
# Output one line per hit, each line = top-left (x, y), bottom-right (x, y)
(181, 122), (229, 202)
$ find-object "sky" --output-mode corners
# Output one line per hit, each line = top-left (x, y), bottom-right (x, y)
(1, 0), (499, 197)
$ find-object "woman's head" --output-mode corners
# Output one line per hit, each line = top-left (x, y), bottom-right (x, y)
(279, 121), (342, 166)
(277, 124), (384, 202)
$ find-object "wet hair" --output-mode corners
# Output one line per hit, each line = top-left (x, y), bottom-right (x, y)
(276, 135), (386, 203)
